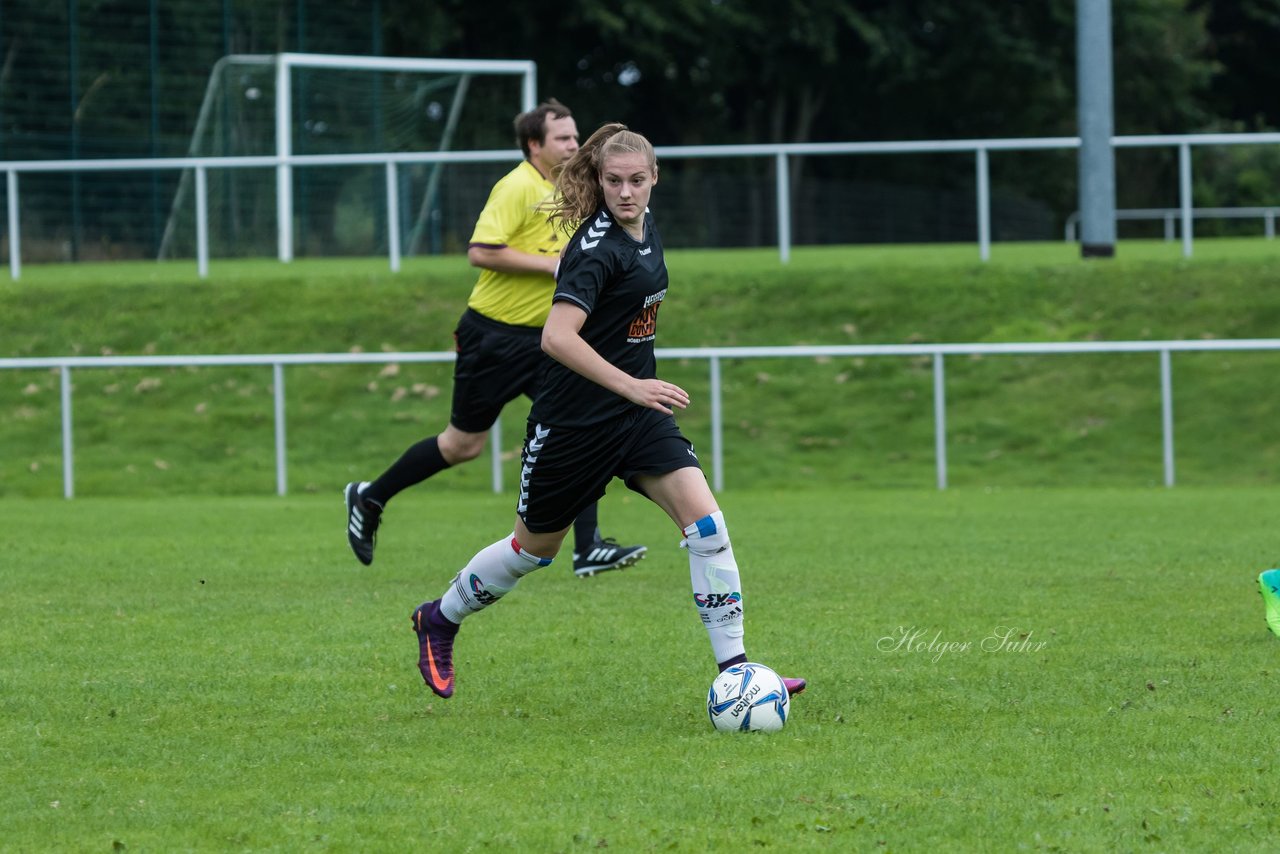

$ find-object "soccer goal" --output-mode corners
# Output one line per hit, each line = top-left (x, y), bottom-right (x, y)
(159, 52), (536, 263)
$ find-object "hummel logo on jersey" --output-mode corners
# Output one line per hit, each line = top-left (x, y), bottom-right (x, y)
(639, 246), (652, 255)
(579, 214), (610, 251)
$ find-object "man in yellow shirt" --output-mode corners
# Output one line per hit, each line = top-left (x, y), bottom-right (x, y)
(346, 99), (646, 577)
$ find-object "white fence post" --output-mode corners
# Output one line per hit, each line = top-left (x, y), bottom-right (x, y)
(275, 57), (293, 263)
(61, 366), (74, 499)
(195, 165), (209, 278)
(386, 162), (401, 273)
(775, 152), (791, 264)
(709, 354), (724, 492)
(976, 148), (991, 262)
(1160, 349), (1175, 487)
(933, 353), (948, 490)
(1179, 143), (1193, 258)
(273, 363), (287, 495)
(7, 170), (20, 281)
(490, 419), (503, 494)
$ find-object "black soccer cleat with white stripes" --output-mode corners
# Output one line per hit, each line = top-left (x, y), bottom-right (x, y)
(572, 539), (647, 578)
(344, 481), (383, 566)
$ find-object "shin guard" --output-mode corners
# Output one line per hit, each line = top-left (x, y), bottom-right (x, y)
(682, 511), (746, 663)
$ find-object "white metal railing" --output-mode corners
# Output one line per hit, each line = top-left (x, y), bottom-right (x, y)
(1064, 206), (1280, 242)
(4, 338), (1279, 498)
(5, 131), (1280, 280)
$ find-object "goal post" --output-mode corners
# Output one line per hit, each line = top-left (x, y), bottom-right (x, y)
(160, 52), (536, 264)
(272, 53), (536, 261)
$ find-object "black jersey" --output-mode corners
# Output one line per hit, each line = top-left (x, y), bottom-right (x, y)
(528, 207), (669, 428)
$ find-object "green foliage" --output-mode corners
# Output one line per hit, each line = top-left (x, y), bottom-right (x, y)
(2, 488), (1279, 849)
(1112, 0), (1216, 134)
(1194, 0), (1280, 129)
(5, 241), (1280, 497)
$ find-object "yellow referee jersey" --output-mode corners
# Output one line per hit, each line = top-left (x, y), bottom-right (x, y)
(466, 159), (566, 327)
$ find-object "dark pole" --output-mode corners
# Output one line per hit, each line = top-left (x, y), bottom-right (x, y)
(1076, 0), (1117, 258)
(221, 0), (234, 248)
(372, 0), (385, 252)
(68, 0), (81, 261)
(0, 1), (5, 160)
(295, 0), (307, 255)
(150, 0), (161, 253)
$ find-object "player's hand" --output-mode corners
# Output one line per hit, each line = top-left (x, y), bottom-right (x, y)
(627, 378), (690, 415)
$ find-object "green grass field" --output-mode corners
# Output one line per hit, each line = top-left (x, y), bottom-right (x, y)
(4, 241), (1280, 849)
(3, 487), (1278, 850)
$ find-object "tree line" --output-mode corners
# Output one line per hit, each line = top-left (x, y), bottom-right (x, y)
(382, 0), (1278, 219)
(382, 0), (1278, 144)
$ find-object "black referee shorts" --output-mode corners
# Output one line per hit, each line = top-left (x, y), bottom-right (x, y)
(450, 309), (548, 433)
(517, 407), (703, 533)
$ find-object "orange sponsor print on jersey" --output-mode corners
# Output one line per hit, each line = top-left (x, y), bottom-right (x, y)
(627, 304), (659, 342)
(627, 289), (667, 343)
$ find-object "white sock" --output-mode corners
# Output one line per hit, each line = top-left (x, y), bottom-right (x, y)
(682, 511), (746, 663)
(438, 535), (553, 624)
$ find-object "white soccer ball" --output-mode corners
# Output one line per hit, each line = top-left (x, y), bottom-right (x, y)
(707, 662), (790, 732)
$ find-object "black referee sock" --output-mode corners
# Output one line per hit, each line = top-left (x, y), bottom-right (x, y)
(365, 435), (451, 506)
(573, 504), (601, 554)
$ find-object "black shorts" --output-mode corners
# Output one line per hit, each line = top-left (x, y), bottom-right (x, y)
(450, 309), (548, 433)
(516, 407), (703, 533)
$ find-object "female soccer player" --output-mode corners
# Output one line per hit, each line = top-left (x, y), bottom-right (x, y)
(410, 123), (805, 701)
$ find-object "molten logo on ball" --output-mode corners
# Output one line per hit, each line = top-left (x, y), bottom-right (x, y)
(707, 662), (790, 732)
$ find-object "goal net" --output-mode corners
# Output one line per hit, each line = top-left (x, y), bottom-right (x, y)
(159, 53), (534, 260)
